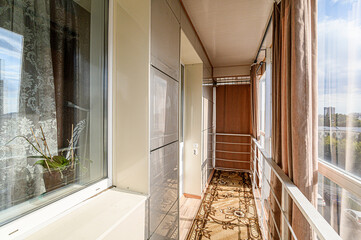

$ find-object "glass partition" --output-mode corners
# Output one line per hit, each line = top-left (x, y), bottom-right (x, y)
(0, 0), (108, 226)
(318, 0), (361, 238)
(318, 0), (361, 177)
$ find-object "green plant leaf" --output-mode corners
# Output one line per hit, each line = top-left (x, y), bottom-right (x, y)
(34, 159), (46, 167)
(53, 155), (70, 165)
(28, 155), (44, 159)
(48, 161), (64, 169)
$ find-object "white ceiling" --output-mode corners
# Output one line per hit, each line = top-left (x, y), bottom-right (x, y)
(181, 0), (273, 67)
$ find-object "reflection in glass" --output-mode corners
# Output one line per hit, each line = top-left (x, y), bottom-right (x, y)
(318, 0), (361, 177)
(318, 174), (361, 239)
(318, 1), (361, 237)
(0, 27), (23, 114)
(0, 0), (107, 226)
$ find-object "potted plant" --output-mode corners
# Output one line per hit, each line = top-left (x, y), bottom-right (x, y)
(7, 125), (78, 192)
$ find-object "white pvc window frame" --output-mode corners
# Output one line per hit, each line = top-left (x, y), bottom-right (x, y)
(318, 159), (361, 200)
(0, 0), (114, 238)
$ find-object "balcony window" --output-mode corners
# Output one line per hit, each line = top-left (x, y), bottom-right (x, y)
(257, 58), (272, 155)
(318, 0), (361, 238)
(258, 72), (266, 147)
(0, 0), (108, 226)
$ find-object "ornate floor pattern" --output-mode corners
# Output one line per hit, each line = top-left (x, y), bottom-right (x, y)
(186, 170), (262, 240)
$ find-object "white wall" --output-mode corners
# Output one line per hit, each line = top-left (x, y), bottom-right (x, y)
(112, 0), (150, 194)
(183, 63), (203, 196)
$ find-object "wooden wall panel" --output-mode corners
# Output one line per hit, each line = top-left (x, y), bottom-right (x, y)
(216, 85), (251, 134)
(216, 85), (252, 170)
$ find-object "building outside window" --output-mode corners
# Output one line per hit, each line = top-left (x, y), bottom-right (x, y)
(0, 0), (108, 226)
(318, 0), (361, 239)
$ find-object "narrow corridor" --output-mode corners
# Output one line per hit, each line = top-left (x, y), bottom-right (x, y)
(186, 171), (262, 240)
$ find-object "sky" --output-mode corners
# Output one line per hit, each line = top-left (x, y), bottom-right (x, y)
(0, 27), (22, 114)
(318, 0), (361, 114)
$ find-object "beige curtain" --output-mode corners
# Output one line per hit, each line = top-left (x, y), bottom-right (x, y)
(271, 1), (318, 240)
(251, 64), (259, 140)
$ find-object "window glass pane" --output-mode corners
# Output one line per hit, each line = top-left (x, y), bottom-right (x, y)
(318, 0), (361, 178)
(0, 0), (108, 225)
(258, 73), (266, 147)
(318, 174), (361, 239)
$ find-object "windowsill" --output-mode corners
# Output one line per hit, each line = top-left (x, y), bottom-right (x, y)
(24, 189), (147, 239)
(0, 184), (84, 225)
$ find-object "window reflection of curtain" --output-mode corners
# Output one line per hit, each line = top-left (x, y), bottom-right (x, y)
(50, 0), (90, 177)
(50, 0), (79, 149)
(0, 0), (57, 209)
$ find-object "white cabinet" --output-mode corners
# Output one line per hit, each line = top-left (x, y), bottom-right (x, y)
(149, 142), (178, 235)
(151, 0), (180, 80)
(150, 67), (179, 150)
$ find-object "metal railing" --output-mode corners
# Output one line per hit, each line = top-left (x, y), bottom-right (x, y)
(214, 133), (251, 171)
(251, 138), (342, 240)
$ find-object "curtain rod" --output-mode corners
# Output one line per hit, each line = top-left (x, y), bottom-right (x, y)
(253, 14), (273, 64)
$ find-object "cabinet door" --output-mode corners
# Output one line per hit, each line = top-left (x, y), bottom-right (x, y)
(151, 0), (180, 80)
(149, 142), (178, 235)
(150, 67), (179, 150)
(150, 200), (179, 240)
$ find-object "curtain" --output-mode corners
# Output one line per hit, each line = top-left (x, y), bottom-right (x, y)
(269, 3), (282, 239)
(0, 0), (58, 209)
(271, 1), (318, 240)
(50, 0), (78, 149)
(251, 64), (259, 140)
(50, 0), (90, 174)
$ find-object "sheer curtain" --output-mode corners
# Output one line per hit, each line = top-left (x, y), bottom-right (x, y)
(318, 0), (361, 239)
(0, 0), (57, 209)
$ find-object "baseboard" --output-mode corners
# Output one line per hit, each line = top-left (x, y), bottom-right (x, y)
(201, 169), (215, 195)
(207, 169), (215, 186)
(183, 193), (201, 199)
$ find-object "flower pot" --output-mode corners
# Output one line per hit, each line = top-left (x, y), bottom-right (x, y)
(43, 166), (76, 192)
